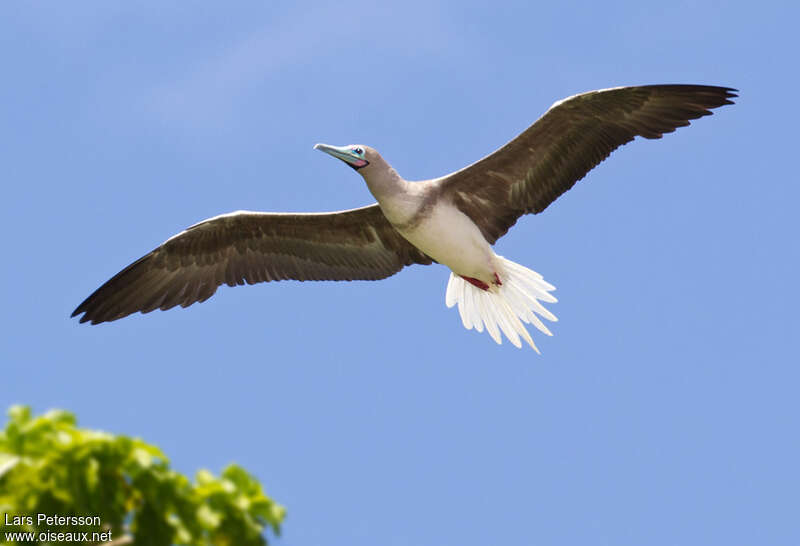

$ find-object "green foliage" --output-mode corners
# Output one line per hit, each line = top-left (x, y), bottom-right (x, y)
(0, 406), (284, 545)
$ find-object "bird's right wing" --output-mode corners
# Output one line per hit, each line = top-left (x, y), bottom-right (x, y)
(72, 204), (433, 324)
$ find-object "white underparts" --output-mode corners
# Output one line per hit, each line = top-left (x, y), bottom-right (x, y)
(445, 257), (558, 352)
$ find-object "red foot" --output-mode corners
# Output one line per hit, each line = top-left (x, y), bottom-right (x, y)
(461, 276), (489, 291)
(460, 274), (503, 291)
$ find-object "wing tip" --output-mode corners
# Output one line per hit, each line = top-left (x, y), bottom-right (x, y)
(70, 301), (93, 323)
(70, 305), (108, 325)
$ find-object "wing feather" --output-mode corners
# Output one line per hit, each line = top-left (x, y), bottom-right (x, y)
(72, 204), (432, 324)
(440, 84), (737, 243)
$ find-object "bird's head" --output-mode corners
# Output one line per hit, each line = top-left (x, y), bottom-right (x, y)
(314, 143), (379, 172)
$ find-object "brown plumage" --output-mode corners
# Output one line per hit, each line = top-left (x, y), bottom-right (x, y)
(442, 85), (736, 242)
(72, 206), (432, 324)
(72, 84), (735, 328)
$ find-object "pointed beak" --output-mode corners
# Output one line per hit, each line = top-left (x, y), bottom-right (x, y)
(314, 143), (368, 169)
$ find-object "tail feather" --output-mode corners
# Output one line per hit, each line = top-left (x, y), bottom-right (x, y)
(503, 282), (553, 336)
(445, 257), (557, 352)
(477, 289), (503, 344)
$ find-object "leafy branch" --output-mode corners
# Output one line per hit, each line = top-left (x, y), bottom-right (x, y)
(0, 406), (284, 545)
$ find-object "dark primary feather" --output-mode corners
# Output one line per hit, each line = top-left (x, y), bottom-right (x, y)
(72, 204), (432, 324)
(441, 84), (737, 243)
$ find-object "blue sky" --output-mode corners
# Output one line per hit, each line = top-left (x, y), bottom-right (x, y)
(2, 1), (798, 544)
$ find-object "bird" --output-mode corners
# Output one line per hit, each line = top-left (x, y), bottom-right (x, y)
(72, 84), (736, 351)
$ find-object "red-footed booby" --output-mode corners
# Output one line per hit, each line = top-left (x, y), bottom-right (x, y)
(72, 84), (736, 351)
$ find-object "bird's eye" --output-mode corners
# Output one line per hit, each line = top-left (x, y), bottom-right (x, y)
(354, 147), (364, 155)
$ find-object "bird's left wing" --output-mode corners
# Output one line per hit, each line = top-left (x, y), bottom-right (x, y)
(437, 84), (736, 243)
(72, 204), (432, 324)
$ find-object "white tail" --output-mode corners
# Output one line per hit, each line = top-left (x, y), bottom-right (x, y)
(445, 257), (557, 352)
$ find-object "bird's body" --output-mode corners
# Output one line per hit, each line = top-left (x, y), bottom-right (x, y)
(398, 199), (495, 283)
(361, 169), (495, 283)
(73, 84), (736, 351)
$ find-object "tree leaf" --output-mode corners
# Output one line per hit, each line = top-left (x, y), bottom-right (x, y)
(0, 406), (285, 545)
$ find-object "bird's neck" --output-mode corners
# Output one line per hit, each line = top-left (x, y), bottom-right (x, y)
(361, 162), (409, 204)
(361, 161), (420, 226)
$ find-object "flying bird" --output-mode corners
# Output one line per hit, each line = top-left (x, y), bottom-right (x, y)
(72, 84), (736, 351)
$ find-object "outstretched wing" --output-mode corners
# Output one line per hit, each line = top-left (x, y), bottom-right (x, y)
(439, 84), (736, 243)
(72, 204), (432, 324)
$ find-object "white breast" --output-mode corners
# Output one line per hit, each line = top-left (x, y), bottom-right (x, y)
(397, 201), (496, 281)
